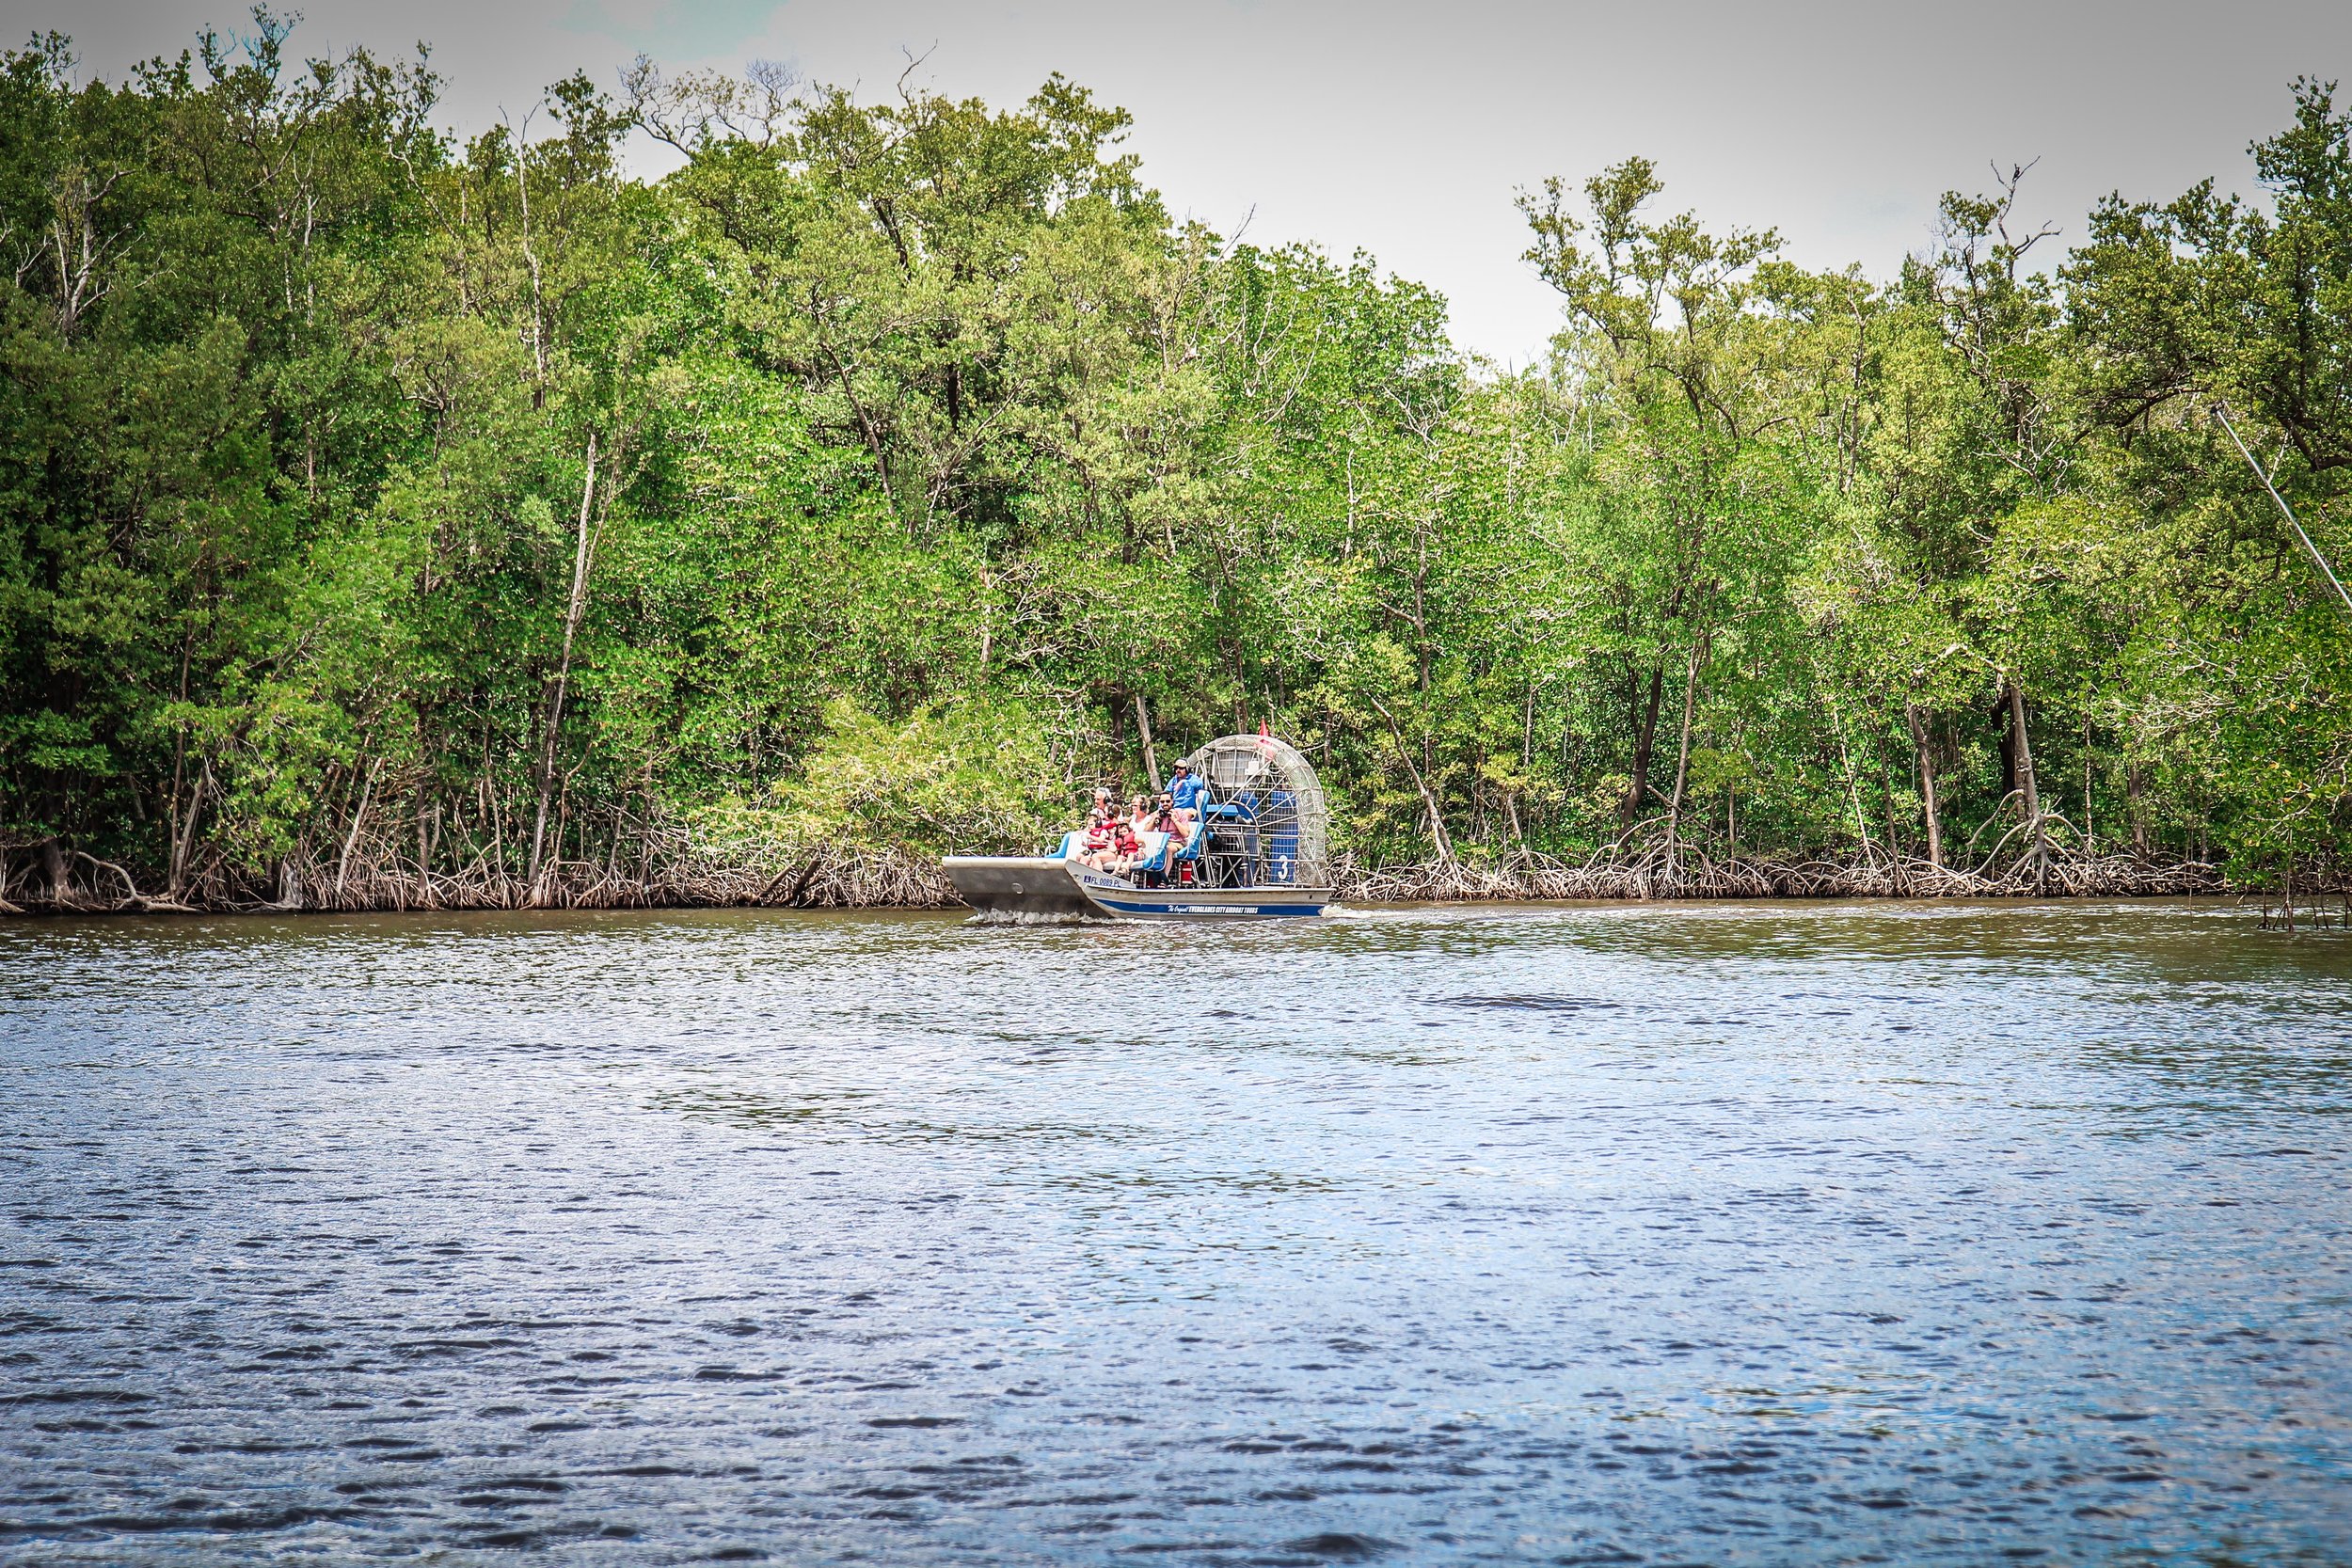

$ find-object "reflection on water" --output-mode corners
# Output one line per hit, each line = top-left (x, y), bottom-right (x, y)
(2, 899), (2348, 1564)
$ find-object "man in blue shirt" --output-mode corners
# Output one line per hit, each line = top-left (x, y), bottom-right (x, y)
(1168, 760), (1209, 827)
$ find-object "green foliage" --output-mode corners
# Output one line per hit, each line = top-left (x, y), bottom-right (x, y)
(6, 15), (2352, 901)
(747, 694), (1079, 858)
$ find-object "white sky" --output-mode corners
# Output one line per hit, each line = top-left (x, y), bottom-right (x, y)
(13, 0), (2352, 365)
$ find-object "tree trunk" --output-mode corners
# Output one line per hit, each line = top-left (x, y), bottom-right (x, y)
(530, 433), (598, 895)
(1905, 702), (1944, 869)
(1620, 660), (1666, 830)
(1413, 771), (1454, 864)
(1371, 696), (1454, 864)
(2127, 762), (2150, 856)
(1503, 791), (1530, 869)
(1878, 738), (1899, 852)
(976, 562), (993, 674)
(335, 756), (380, 905)
(2081, 714), (2093, 853)
(2005, 678), (2047, 892)
(167, 760), (211, 901)
(1663, 641), (1704, 872)
(40, 837), (70, 909)
(1996, 690), (2019, 800)
(1134, 693), (1162, 791)
(1824, 686), (1872, 850)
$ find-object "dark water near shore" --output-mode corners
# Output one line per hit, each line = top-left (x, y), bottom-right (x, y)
(2, 900), (2348, 1566)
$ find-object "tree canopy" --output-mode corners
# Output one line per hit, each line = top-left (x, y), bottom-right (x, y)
(6, 16), (2350, 909)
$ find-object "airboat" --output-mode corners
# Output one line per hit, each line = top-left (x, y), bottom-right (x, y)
(944, 734), (1334, 920)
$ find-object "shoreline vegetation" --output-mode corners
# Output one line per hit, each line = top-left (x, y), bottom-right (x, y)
(0, 831), (2245, 916)
(8, 18), (2352, 916)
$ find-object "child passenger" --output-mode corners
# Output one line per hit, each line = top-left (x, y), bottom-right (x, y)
(1077, 812), (1115, 867)
(1105, 818), (1143, 875)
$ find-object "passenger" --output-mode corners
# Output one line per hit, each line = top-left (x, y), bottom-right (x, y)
(1167, 760), (1207, 829)
(1104, 817), (1144, 877)
(1143, 794), (1187, 886)
(1124, 794), (1171, 885)
(1085, 786), (1115, 830)
(1074, 809), (1115, 867)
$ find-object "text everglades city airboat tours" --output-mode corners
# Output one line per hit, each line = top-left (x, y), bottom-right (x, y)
(943, 734), (1334, 919)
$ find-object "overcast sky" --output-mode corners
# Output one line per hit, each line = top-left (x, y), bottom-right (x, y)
(12, 0), (2351, 364)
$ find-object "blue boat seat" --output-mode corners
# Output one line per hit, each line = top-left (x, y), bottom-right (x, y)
(1055, 816), (1208, 883)
(1133, 830), (1175, 875)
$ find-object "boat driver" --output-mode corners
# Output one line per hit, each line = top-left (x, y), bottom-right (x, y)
(1168, 761), (1207, 829)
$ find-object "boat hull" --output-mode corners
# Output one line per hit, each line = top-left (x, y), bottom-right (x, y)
(1072, 870), (1330, 918)
(943, 855), (1329, 920)
(941, 856), (1100, 919)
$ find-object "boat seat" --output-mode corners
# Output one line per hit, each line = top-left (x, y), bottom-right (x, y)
(1133, 831), (1173, 874)
(1055, 820), (1202, 879)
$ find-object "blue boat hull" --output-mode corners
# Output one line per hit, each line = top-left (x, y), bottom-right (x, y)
(943, 855), (1330, 920)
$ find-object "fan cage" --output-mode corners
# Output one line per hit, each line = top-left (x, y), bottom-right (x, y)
(1178, 735), (1331, 889)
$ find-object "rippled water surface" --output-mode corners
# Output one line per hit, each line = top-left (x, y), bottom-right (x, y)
(3, 900), (2349, 1565)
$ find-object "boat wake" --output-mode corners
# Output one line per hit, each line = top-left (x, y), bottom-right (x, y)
(962, 908), (1096, 927)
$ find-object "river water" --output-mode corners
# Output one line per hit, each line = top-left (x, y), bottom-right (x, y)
(1, 900), (2346, 1565)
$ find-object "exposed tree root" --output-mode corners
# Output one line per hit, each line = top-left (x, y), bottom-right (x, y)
(1338, 842), (2231, 903)
(0, 810), (2267, 917)
(0, 819), (960, 915)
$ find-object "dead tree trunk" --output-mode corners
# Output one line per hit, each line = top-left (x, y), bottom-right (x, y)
(335, 756), (381, 905)
(529, 432), (598, 896)
(167, 760), (212, 902)
(1134, 693), (1162, 791)
(2005, 678), (2047, 892)
(1370, 696), (1454, 864)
